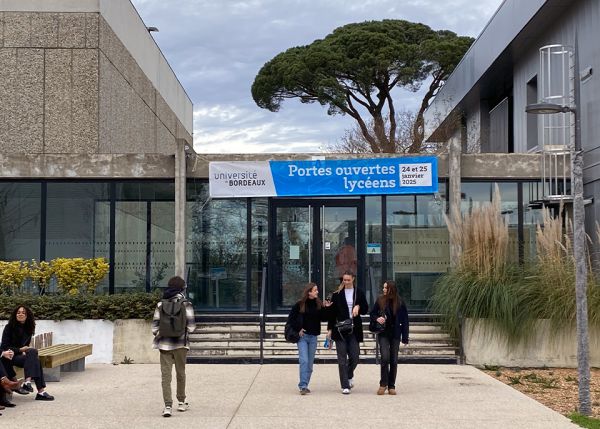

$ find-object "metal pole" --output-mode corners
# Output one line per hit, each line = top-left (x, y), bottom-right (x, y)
(572, 35), (591, 416)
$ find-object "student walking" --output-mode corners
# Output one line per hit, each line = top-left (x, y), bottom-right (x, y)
(327, 271), (368, 394)
(152, 276), (196, 417)
(369, 280), (409, 395)
(287, 283), (332, 394)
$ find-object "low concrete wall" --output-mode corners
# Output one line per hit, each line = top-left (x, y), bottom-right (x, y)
(113, 319), (158, 364)
(0, 319), (157, 364)
(0, 319), (113, 363)
(463, 319), (600, 367)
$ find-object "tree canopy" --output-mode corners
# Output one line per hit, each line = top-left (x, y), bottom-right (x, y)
(251, 19), (473, 153)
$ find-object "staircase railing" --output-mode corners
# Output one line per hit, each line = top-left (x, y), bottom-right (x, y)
(259, 263), (267, 364)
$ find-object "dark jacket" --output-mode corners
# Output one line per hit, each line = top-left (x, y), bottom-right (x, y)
(288, 299), (329, 336)
(327, 287), (368, 342)
(369, 299), (409, 344)
(1, 323), (32, 354)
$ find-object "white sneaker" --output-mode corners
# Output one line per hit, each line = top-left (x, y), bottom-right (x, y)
(342, 388), (351, 394)
(349, 378), (354, 388)
(177, 402), (189, 412)
(162, 406), (172, 417)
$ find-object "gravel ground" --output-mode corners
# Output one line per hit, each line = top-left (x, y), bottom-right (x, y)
(484, 367), (600, 418)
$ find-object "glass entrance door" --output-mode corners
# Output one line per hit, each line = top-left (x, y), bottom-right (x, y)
(270, 200), (360, 311)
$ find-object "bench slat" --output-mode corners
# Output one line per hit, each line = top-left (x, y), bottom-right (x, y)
(38, 344), (93, 368)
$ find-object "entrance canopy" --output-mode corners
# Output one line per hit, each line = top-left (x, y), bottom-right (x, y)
(209, 156), (438, 198)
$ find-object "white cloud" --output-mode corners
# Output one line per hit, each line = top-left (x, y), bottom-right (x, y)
(132, 0), (503, 153)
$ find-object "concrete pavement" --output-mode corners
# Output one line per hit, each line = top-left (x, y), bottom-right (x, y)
(2, 363), (578, 428)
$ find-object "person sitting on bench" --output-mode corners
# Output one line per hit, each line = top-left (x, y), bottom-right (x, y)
(0, 355), (22, 409)
(0, 306), (54, 401)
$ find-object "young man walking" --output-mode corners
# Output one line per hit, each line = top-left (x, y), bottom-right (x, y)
(152, 276), (196, 417)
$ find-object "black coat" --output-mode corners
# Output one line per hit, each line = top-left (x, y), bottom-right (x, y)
(288, 299), (329, 336)
(1, 323), (32, 354)
(327, 287), (368, 342)
(370, 299), (409, 344)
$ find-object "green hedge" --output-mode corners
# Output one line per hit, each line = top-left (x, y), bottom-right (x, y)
(0, 291), (162, 321)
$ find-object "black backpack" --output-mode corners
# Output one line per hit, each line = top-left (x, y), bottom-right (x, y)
(159, 298), (188, 338)
(284, 308), (302, 343)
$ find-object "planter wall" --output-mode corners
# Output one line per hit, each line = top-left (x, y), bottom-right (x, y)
(463, 319), (600, 367)
(0, 319), (157, 364)
(113, 319), (158, 364)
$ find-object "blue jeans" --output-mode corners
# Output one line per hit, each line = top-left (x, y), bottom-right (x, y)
(297, 334), (318, 389)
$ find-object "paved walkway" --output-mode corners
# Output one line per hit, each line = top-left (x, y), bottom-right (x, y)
(4, 363), (578, 428)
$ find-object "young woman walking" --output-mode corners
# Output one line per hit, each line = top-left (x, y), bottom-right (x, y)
(288, 283), (331, 394)
(327, 271), (368, 394)
(369, 280), (409, 395)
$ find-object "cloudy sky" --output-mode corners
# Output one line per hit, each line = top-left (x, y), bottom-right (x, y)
(130, 0), (503, 154)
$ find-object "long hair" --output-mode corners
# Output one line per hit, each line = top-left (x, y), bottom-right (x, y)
(298, 282), (322, 313)
(8, 305), (36, 336)
(336, 271), (355, 293)
(377, 280), (400, 315)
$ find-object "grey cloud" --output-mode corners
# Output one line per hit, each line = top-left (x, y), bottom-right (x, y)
(132, 0), (502, 153)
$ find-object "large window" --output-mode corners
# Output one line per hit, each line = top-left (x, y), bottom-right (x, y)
(386, 183), (448, 310)
(0, 183), (41, 261)
(114, 182), (175, 293)
(46, 183), (111, 292)
(187, 181), (248, 310)
(461, 181), (519, 262)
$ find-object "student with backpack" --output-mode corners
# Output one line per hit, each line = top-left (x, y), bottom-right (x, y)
(152, 276), (196, 418)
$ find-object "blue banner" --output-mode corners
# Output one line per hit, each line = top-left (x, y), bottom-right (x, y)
(209, 157), (438, 198)
(269, 156), (438, 196)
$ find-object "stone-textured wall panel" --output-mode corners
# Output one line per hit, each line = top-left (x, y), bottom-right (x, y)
(0, 48), (44, 153)
(44, 49), (72, 153)
(99, 16), (155, 114)
(59, 13), (86, 48)
(0, 50), (16, 152)
(0, 13), (5, 47)
(4, 13), (31, 47)
(0, 49), (17, 152)
(15, 49), (44, 153)
(130, 62), (155, 112)
(31, 13), (58, 47)
(85, 14), (99, 49)
(72, 49), (99, 153)
(99, 53), (156, 154)
(156, 92), (176, 136)
(129, 92), (157, 153)
(157, 120), (176, 154)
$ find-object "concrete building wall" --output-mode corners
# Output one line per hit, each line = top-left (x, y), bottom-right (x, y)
(0, 3), (192, 156)
(0, 0), (192, 135)
(0, 11), (100, 154)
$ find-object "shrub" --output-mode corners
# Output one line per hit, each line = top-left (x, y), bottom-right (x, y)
(0, 290), (162, 321)
(50, 257), (109, 295)
(0, 261), (30, 294)
(28, 260), (54, 294)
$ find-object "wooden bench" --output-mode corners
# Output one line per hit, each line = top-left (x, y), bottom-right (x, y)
(15, 344), (93, 382)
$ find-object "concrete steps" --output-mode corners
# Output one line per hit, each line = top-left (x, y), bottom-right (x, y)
(188, 314), (460, 364)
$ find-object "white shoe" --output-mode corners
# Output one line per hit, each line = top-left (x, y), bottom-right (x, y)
(342, 388), (351, 394)
(177, 402), (189, 412)
(349, 378), (354, 388)
(162, 406), (172, 417)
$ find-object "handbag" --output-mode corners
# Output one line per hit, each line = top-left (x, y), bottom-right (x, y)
(336, 318), (354, 336)
(369, 310), (386, 334)
(284, 321), (300, 343)
(284, 310), (303, 343)
(369, 319), (385, 334)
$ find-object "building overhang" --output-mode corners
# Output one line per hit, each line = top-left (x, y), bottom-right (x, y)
(424, 0), (576, 142)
